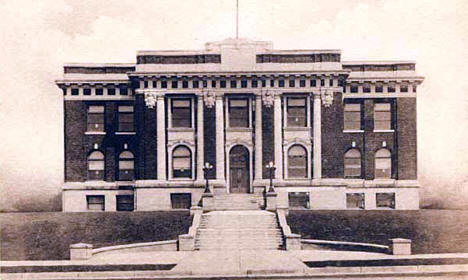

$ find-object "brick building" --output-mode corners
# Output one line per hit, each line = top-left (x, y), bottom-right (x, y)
(56, 38), (423, 212)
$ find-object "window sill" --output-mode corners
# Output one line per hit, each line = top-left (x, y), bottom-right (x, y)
(227, 127), (253, 132)
(85, 131), (106, 135)
(115, 131), (136, 135)
(284, 127), (310, 131)
(169, 178), (195, 181)
(343, 129), (364, 133)
(373, 129), (394, 133)
(167, 127), (195, 132)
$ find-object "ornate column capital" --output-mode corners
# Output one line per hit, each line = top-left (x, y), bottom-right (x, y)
(320, 88), (334, 107)
(202, 90), (216, 108)
(144, 91), (161, 108)
(261, 89), (275, 108)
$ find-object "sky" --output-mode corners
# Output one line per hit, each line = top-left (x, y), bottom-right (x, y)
(0, 0), (467, 210)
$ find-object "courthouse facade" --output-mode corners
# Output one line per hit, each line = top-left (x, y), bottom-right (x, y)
(56, 38), (423, 212)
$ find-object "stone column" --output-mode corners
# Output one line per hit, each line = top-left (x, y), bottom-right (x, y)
(156, 95), (167, 180)
(273, 93), (283, 179)
(196, 94), (204, 182)
(254, 93), (263, 180)
(313, 93), (322, 179)
(215, 95), (225, 180)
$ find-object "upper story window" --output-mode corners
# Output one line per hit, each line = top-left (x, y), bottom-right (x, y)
(375, 148), (392, 179)
(193, 79), (199, 88)
(261, 78), (266, 87)
(118, 151), (134, 181)
(376, 83), (383, 93)
(118, 106), (134, 132)
(278, 78), (285, 87)
(388, 84), (396, 93)
(161, 79), (167, 88)
(350, 84), (358, 93)
(71, 88), (79, 95)
(344, 103), (362, 131)
(287, 145), (308, 178)
(172, 146), (192, 178)
(286, 97), (307, 127)
(344, 149), (361, 178)
(363, 83), (371, 93)
(229, 98), (249, 128)
(108, 87), (116, 95)
(310, 78), (316, 87)
(96, 88), (103, 95)
(400, 84), (408, 92)
(120, 85), (128, 95)
(374, 103), (392, 130)
(299, 78), (306, 87)
(220, 79), (226, 88)
(182, 79), (189, 88)
(289, 77), (295, 87)
(230, 79), (237, 88)
(241, 77), (247, 88)
(87, 105), (105, 132)
(171, 99), (192, 128)
(87, 151), (105, 180)
(251, 78), (258, 88)
(83, 88), (91, 95)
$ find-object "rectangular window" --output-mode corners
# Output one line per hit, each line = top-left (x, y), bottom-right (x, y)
(289, 78), (295, 87)
(71, 88), (79, 95)
(261, 79), (266, 87)
(108, 88), (116, 95)
(329, 78), (334, 87)
(288, 192), (310, 209)
(279, 79), (285, 87)
(161, 80), (167, 88)
(320, 79), (325, 87)
(118, 106), (134, 132)
(96, 88), (103, 95)
(344, 103), (362, 131)
(171, 193), (191, 209)
(388, 84), (396, 93)
(171, 79), (178, 89)
(144, 80), (148, 88)
(220, 79), (226, 88)
(87, 105), (105, 132)
(376, 84), (383, 93)
(87, 195), (104, 211)
(251, 79), (258, 88)
(270, 79), (274, 87)
(152, 81), (156, 88)
(363, 84), (371, 93)
(299, 79), (305, 87)
(193, 80), (199, 88)
(346, 193), (365, 209)
(171, 99), (192, 128)
(376, 193), (395, 208)
(230, 79), (237, 88)
(182, 80), (189, 88)
(116, 195), (134, 211)
(310, 79), (316, 87)
(350, 84), (358, 93)
(229, 98), (249, 128)
(83, 88), (91, 95)
(374, 103), (392, 130)
(287, 97), (307, 127)
(241, 79), (247, 88)
(400, 84), (408, 92)
(120, 85), (128, 95)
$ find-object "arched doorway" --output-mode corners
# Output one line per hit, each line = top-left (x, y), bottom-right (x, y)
(229, 145), (250, 193)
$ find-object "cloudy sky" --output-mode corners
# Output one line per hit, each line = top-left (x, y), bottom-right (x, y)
(1, 0), (467, 210)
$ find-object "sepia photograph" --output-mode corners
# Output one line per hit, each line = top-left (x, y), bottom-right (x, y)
(1, 0), (467, 279)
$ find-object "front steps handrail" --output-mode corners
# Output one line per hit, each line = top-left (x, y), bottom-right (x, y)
(178, 207), (203, 251)
(276, 208), (301, 250)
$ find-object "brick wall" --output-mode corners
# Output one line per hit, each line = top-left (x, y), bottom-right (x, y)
(322, 92), (344, 178)
(396, 98), (417, 179)
(204, 106), (216, 179)
(64, 101), (86, 182)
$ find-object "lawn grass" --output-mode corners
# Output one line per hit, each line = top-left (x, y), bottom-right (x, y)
(287, 210), (468, 254)
(0, 211), (191, 260)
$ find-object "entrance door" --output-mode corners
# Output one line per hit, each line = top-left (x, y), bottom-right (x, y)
(229, 145), (250, 193)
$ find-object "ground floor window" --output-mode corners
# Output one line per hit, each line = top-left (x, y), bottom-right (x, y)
(87, 195), (104, 211)
(346, 193), (365, 209)
(376, 193), (395, 208)
(116, 195), (134, 211)
(170, 193), (191, 209)
(288, 192), (310, 209)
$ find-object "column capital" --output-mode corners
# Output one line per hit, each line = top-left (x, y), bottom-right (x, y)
(144, 91), (164, 108)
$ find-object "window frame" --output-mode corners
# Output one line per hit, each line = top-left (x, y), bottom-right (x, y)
(170, 98), (193, 128)
(228, 97), (250, 128)
(374, 102), (393, 131)
(87, 195), (105, 211)
(118, 105), (134, 132)
(286, 97), (308, 127)
(343, 102), (362, 131)
(344, 149), (362, 178)
(87, 150), (105, 180)
(172, 145), (193, 179)
(346, 193), (365, 209)
(375, 148), (392, 179)
(87, 105), (105, 132)
(287, 144), (308, 179)
(118, 151), (135, 181)
(116, 195), (134, 211)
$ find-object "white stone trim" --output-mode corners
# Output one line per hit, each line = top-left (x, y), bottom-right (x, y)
(115, 132), (136, 135)
(343, 129), (364, 133)
(373, 129), (395, 133)
(85, 131), (106, 135)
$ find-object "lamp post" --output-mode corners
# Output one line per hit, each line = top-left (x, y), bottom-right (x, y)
(203, 162), (213, 193)
(266, 161), (276, 193)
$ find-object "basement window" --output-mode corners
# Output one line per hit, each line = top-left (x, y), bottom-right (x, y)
(171, 193), (191, 209)
(116, 195), (134, 211)
(376, 193), (395, 209)
(87, 195), (105, 211)
(288, 192), (310, 209)
(346, 193), (365, 209)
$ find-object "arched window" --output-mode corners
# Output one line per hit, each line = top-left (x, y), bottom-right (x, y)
(375, 149), (392, 179)
(344, 149), (361, 178)
(119, 151), (134, 181)
(287, 145), (307, 178)
(88, 151), (104, 180)
(172, 146), (192, 178)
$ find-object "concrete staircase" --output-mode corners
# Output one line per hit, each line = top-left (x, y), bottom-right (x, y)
(194, 210), (284, 251)
(213, 193), (262, 210)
